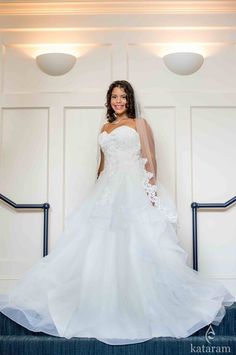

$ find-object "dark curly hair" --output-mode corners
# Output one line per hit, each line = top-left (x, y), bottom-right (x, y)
(105, 80), (136, 123)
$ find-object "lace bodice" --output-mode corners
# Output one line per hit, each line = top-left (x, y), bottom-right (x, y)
(99, 125), (141, 171)
(98, 125), (159, 206)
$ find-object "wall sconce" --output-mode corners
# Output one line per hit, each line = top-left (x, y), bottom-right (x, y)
(36, 52), (77, 76)
(163, 52), (204, 75)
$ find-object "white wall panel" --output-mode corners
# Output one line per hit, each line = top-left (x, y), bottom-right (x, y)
(0, 108), (48, 287)
(191, 108), (236, 280)
(64, 107), (103, 220)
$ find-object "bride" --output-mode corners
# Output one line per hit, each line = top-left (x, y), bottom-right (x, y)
(0, 80), (234, 346)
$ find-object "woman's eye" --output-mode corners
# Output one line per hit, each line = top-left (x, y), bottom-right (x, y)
(111, 95), (127, 99)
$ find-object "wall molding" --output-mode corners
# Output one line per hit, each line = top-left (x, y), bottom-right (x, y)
(0, 1), (236, 16)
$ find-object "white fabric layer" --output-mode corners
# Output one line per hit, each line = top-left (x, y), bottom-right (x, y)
(0, 125), (234, 345)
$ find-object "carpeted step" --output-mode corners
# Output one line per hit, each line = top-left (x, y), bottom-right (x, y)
(0, 335), (235, 355)
(0, 303), (235, 355)
(1, 302), (236, 336)
(0, 313), (44, 336)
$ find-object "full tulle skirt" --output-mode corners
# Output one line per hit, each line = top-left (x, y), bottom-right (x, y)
(0, 166), (234, 345)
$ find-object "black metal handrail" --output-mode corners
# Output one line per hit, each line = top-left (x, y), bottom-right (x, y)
(0, 193), (50, 256)
(191, 195), (236, 271)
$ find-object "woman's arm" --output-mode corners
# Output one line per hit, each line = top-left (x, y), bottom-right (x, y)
(97, 123), (108, 179)
(97, 148), (104, 179)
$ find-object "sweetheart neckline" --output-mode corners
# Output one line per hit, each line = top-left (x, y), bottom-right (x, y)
(100, 125), (139, 137)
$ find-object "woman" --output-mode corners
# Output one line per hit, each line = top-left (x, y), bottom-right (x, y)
(0, 80), (234, 346)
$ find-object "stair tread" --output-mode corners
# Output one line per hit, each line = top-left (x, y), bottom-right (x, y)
(1, 334), (236, 340)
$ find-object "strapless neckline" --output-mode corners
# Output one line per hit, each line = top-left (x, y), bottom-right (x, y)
(100, 125), (139, 137)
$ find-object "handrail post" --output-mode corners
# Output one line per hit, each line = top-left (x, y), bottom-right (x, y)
(191, 202), (198, 271)
(43, 203), (50, 257)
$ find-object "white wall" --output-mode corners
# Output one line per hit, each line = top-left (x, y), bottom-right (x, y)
(0, 1), (236, 295)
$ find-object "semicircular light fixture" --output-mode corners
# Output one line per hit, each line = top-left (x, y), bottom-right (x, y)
(36, 52), (77, 76)
(163, 52), (204, 75)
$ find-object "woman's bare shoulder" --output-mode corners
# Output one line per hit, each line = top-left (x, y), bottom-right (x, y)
(100, 122), (109, 133)
(125, 118), (137, 130)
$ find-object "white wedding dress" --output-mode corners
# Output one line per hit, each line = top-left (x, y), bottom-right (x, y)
(0, 125), (235, 345)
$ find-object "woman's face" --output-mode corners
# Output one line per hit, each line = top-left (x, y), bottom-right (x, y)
(110, 86), (128, 116)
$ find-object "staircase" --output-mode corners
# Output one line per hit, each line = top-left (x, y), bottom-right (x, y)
(1, 303), (235, 355)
